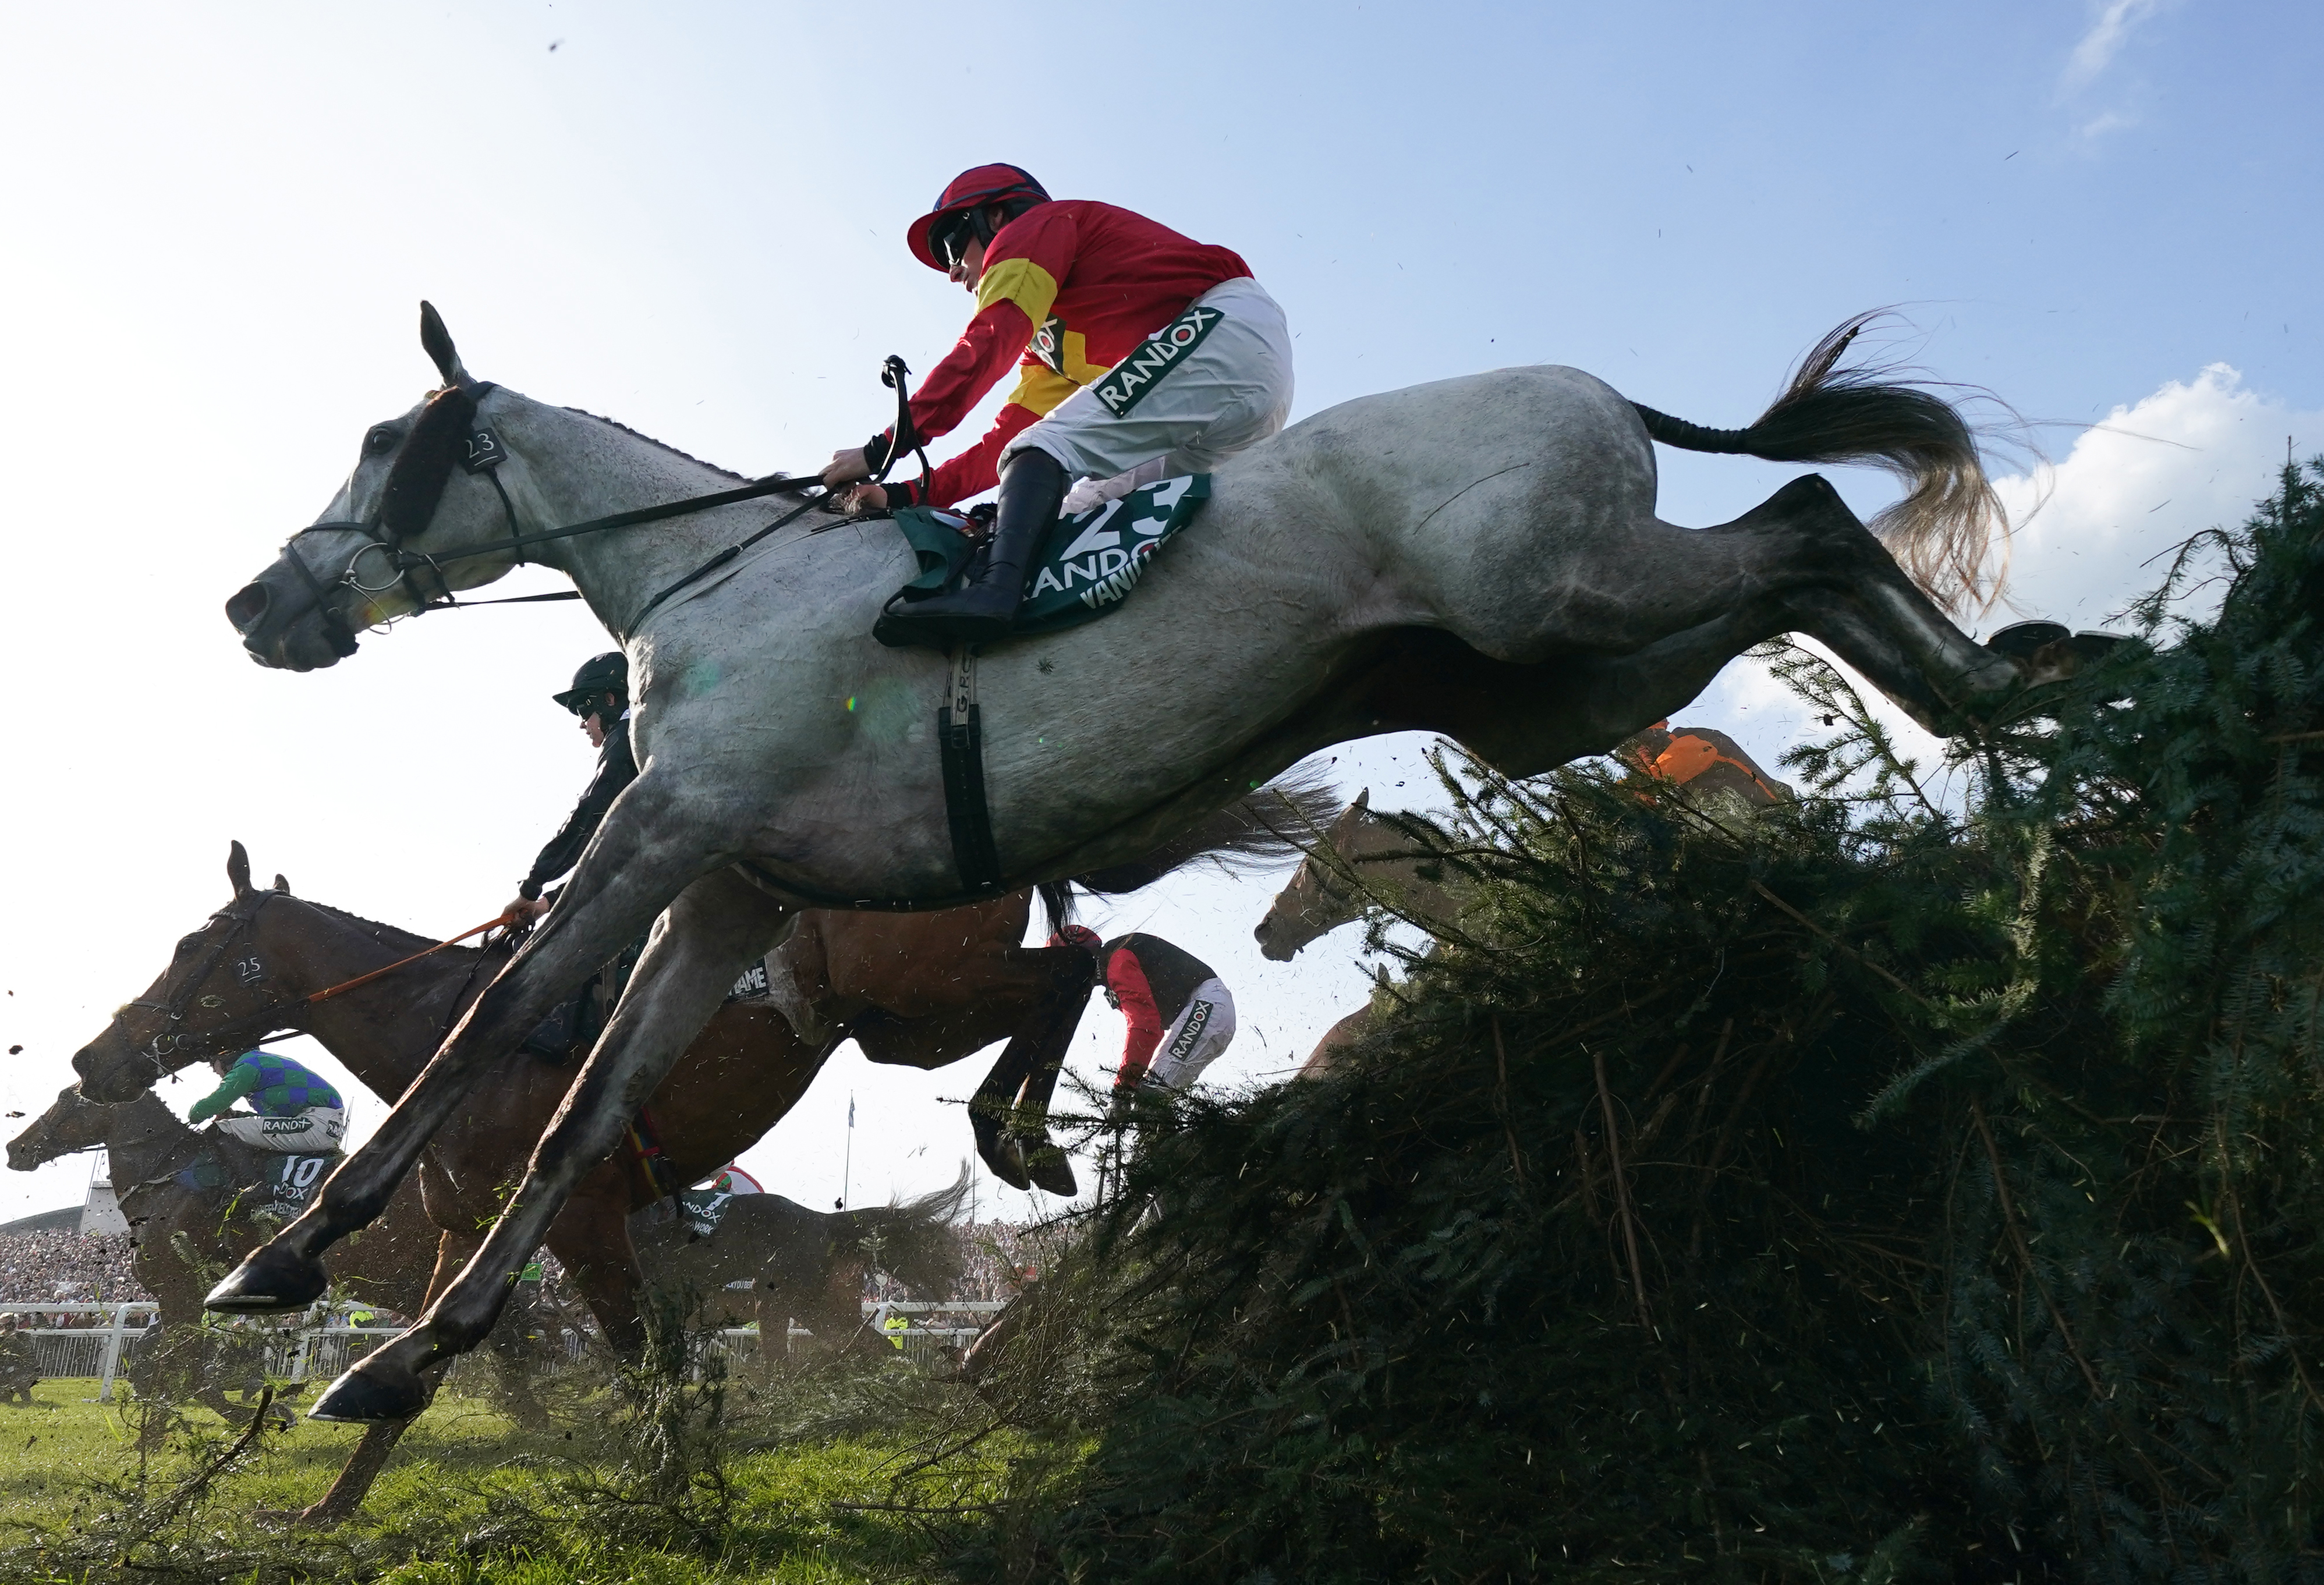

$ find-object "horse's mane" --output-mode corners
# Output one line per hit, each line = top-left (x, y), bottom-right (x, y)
(293, 896), (485, 962)
(560, 407), (750, 483)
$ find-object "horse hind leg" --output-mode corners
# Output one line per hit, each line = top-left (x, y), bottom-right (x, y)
(1740, 476), (2024, 732)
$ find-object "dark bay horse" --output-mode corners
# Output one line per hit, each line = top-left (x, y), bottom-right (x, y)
(64, 835), (1271, 1517)
(5, 1086), (437, 1417)
(646, 1176), (967, 1356)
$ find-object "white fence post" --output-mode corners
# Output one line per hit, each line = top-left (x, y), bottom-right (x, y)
(95, 1302), (129, 1403)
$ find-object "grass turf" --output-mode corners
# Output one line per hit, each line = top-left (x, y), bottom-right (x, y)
(0, 1375), (996, 1583)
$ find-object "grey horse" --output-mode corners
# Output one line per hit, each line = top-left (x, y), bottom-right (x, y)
(207, 304), (2077, 1421)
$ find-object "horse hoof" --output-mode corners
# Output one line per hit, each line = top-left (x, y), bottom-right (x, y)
(1985, 620), (2068, 660)
(309, 1357), (430, 1424)
(2070, 629), (2128, 664)
(977, 1128), (1032, 1191)
(204, 1244), (329, 1315)
(1023, 1139), (1078, 1198)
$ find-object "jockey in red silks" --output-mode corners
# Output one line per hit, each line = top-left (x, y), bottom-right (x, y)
(1054, 926), (1238, 1101)
(822, 164), (1294, 649)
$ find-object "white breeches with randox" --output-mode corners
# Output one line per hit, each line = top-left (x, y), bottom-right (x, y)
(1006, 276), (1295, 515)
(1143, 980), (1238, 1092)
(212, 1107), (347, 1154)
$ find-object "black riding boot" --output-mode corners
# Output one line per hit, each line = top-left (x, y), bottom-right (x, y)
(874, 446), (1067, 650)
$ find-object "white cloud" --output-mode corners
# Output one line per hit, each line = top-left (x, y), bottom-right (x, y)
(1692, 365), (2324, 793)
(2063, 0), (2165, 91)
(1995, 364), (2319, 630)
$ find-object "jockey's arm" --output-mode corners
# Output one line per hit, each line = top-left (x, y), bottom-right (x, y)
(824, 297), (1032, 495)
(515, 729), (639, 907)
(826, 206), (1084, 502)
(186, 1059), (261, 1124)
(1106, 948), (1165, 1090)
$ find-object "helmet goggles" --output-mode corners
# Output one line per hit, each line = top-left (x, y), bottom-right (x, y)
(930, 210), (980, 271)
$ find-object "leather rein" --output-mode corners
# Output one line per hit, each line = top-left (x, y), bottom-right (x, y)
(269, 356), (927, 653)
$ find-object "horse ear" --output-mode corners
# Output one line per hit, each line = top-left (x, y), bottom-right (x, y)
(273, 874), (291, 893)
(226, 841), (253, 896)
(419, 300), (470, 387)
(1352, 788), (1371, 812)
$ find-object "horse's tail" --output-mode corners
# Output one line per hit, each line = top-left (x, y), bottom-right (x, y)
(1066, 763), (1342, 898)
(841, 1163), (972, 1297)
(1629, 310), (2008, 611)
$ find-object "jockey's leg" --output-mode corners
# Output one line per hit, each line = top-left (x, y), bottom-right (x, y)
(874, 446), (1067, 648)
(1142, 983), (1237, 1092)
(876, 277), (1293, 651)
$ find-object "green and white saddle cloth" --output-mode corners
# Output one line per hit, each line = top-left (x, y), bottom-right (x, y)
(886, 474), (1211, 640)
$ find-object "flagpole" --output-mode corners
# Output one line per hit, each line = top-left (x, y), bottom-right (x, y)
(838, 1091), (855, 1211)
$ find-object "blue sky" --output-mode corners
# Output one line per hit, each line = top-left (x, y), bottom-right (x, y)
(0, 1), (2316, 1232)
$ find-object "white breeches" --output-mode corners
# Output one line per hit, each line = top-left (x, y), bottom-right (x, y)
(1008, 277), (1295, 513)
(212, 1107), (346, 1153)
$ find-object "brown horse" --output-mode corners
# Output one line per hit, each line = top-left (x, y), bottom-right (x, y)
(63, 806), (1310, 1520)
(5, 1086), (438, 1417)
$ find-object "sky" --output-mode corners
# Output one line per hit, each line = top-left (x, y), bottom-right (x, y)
(0, 1), (2316, 1233)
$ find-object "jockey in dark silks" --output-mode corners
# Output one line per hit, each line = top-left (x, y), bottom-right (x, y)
(1055, 926), (1238, 1099)
(501, 653), (640, 1059)
(504, 652), (635, 926)
(821, 164), (1294, 650)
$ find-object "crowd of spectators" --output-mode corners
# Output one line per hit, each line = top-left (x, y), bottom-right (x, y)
(952, 1220), (1066, 1303)
(0, 1231), (150, 1308)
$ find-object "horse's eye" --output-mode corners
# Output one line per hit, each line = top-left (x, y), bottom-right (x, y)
(175, 935), (202, 955)
(365, 428), (400, 455)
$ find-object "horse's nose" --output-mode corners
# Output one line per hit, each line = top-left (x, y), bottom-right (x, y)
(225, 581), (270, 636)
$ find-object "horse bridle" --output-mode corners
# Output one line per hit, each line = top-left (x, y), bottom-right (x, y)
(121, 888), (300, 1079)
(261, 352), (929, 651)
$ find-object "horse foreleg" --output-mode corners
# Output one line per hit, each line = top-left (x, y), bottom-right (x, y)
(289, 1218), (479, 1524)
(544, 1189), (647, 1359)
(204, 783), (721, 1317)
(307, 865), (791, 1423)
(1301, 1008), (1375, 1079)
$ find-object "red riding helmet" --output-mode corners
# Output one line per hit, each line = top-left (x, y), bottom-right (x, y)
(907, 163), (1051, 272)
